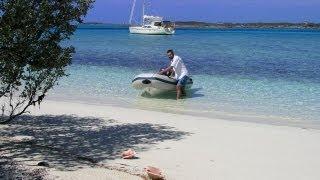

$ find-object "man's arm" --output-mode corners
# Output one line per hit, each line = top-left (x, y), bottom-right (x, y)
(159, 66), (173, 75)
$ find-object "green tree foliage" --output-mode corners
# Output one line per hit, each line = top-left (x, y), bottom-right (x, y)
(0, 0), (94, 123)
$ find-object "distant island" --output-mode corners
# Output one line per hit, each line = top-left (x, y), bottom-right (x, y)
(174, 21), (320, 29)
(81, 21), (320, 29)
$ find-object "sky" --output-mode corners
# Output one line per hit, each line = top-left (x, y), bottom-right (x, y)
(84, 0), (320, 24)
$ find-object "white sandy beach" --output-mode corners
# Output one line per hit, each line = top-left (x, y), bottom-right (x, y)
(1, 100), (320, 180)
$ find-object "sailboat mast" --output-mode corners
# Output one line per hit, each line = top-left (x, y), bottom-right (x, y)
(142, 0), (145, 25)
(129, 0), (136, 25)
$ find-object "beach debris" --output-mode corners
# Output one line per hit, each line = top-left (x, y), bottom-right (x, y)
(144, 166), (165, 180)
(75, 155), (98, 163)
(37, 161), (50, 167)
(1, 156), (48, 179)
(121, 149), (137, 159)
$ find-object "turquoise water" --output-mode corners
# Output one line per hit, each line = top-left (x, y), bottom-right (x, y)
(50, 25), (320, 127)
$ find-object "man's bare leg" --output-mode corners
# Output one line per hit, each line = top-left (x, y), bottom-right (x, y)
(176, 85), (182, 100)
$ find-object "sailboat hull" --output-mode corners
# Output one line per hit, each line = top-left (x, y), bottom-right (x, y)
(129, 26), (175, 35)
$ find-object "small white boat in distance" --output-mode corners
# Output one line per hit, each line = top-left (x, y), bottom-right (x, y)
(130, 16), (175, 35)
(129, 0), (175, 35)
(132, 73), (193, 95)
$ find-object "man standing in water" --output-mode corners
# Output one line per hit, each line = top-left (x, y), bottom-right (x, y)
(159, 49), (190, 100)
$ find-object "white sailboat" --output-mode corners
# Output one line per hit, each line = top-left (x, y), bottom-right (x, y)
(129, 0), (175, 35)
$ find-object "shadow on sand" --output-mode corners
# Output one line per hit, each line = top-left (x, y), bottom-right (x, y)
(0, 115), (190, 171)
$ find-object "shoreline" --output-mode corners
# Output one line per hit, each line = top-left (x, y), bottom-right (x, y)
(46, 96), (320, 130)
(1, 100), (320, 179)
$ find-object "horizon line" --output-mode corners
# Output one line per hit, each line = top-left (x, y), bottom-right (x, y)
(82, 20), (320, 25)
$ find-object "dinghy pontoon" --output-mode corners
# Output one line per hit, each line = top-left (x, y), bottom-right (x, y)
(132, 73), (193, 95)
